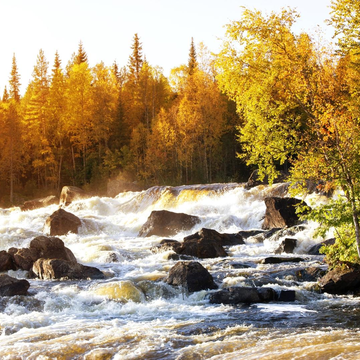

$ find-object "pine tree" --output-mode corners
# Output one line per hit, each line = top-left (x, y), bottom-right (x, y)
(2, 87), (9, 102)
(9, 54), (21, 102)
(128, 33), (143, 81)
(75, 41), (88, 65)
(188, 38), (197, 75)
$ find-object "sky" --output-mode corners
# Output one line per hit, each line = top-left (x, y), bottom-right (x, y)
(0, 0), (333, 94)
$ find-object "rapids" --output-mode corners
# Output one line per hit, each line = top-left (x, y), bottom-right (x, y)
(1, 183), (360, 359)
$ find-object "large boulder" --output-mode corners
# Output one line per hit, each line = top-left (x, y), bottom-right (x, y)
(0, 274), (30, 296)
(165, 261), (218, 293)
(209, 287), (276, 304)
(21, 195), (59, 211)
(274, 238), (297, 254)
(262, 197), (307, 230)
(59, 186), (89, 206)
(139, 210), (201, 237)
(0, 250), (16, 272)
(32, 258), (105, 280)
(319, 267), (360, 295)
(45, 208), (81, 236)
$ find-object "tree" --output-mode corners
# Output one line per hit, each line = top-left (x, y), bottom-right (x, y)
(128, 33), (143, 82)
(188, 37), (197, 75)
(75, 41), (88, 65)
(216, 6), (360, 261)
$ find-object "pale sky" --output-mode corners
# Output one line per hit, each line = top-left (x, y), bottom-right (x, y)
(0, 0), (333, 94)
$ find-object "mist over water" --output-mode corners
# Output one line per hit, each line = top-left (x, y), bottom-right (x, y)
(1, 183), (360, 359)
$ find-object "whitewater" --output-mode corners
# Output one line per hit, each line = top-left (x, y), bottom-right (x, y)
(1, 182), (360, 359)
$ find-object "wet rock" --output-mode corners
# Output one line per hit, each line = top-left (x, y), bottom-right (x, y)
(45, 208), (81, 236)
(139, 210), (200, 237)
(296, 267), (327, 282)
(0, 250), (16, 272)
(274, 238), (297, 254)
(32, 258), (105, 280)
(8, 247), (39, 271)
(29, 236), (77, 264)
(260, 257), (304, 264)
(319, 267), (360, 295)
(151, 239), (182, 253)
(307, 238), (335, 255)
(0, 274), (30, 296)
(184, 228), (244, 246)
(59, 186), (89, 206)
(165, 261), (218, 293)
(21, 195), (59, 211)
(237, 230), (265, 239)
(209, 286), (276, 304)
(179, 235), (228, 259)
(277, 290), (296, 302)
(262, 197), (308, 230)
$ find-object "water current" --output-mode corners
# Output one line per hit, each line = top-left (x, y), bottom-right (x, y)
(1, 183), (360, 359)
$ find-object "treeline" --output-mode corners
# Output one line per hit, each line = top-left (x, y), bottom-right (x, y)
(0, 35), (244, 206)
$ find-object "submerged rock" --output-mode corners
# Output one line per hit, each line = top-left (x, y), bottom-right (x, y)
(262, 197), (308, 230)
(45, 208), (82, 236)
(183, 228), (244, 246)
(0, 274), (30, 296)
(274, 238), (297, 254)
(94, 281), (145, 302)
(209, 287), (276, 304)
(307, 238), (335, 255)
(260, 257), (304, 264)
(139, 210), (200, 237)
(165, 261), (218, 293)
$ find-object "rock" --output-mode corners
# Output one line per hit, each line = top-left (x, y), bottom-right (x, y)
(209, 286), (276, 304)
(274, 238), (297, 254)
(29, 236), (77, 264)
(319, 267), (360, 295)
(8, 247), (39, 271)
(237, 230), (265, 239)
(0, 274), (30, 296)
(21, 195), (59, 211)
(260, 257), (304, 264)
(59, 186), (89, 206)
(183, 228), (244, 246)
(245, 170), (288, 189)
(32, 258), (105, 280)
(296, 267), (327, 282)
(151, 239), (182, 253)
(262, 197), (308, 230)
(0, 250), (16, 272)
(179, 236), (228, 259)
(307, 238), (335, 255)
(139, 210), (200, 237)
(165, 261), (218, 293)
(45, 208), (82, 236)
(277, 290), (296, 302)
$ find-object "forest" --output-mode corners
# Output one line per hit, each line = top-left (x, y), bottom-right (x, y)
(1, 0), (360, 265)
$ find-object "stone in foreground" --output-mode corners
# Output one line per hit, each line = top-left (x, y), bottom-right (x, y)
(0, 274), (30, 296)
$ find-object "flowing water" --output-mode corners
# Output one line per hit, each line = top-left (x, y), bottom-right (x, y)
(1, 183), (360, 360)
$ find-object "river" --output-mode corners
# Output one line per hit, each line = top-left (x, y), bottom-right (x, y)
(1, 183), (360, 359)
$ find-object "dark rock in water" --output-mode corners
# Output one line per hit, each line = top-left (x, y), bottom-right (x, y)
(151, 239), (182, 253)
(277, 290), (296, 302)
(21, 195), (59, 211)
(262, 197), (308, 230)
(209, 286), (276, 304)
(165, 261), (218, 293)
(139, 210), (200, 237)
(59, 186), (90, 206)
(184, 228), (244, 246)
(275, 238), (297, 254)
(8, 247), (39, 271)
(179, 236), (228, 259)
(45, 208), (82, 236)
(167, 254), (194, 261)
(260, 257), (304, 264)
(237, 230), (266, 239)
(307, 238), (335, 255)
(319, 267), (360, 295)
(0, 274), (30, 296)
(0, 250), (16, 272)
(296, 267), (327, 282)
(32, 258), (105, 280)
